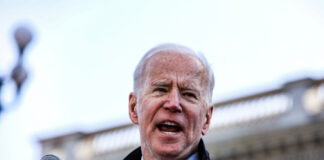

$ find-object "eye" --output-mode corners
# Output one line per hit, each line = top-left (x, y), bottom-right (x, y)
(183, 92), (197, 99)
(154, 88), (167, 93)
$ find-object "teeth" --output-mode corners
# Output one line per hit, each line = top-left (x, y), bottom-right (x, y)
(162, 121), (178, 126)
(163, 131), (176, 135)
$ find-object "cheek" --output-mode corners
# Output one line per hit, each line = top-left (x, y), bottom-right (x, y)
(187, 107), (206, 130)
(186, 108), (198, 125)
(138, 98), (159, 123)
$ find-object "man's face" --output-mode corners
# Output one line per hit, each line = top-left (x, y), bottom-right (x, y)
(129, 51), (213, 159)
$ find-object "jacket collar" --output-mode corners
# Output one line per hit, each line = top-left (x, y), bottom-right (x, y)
(123, 139), (210, 160)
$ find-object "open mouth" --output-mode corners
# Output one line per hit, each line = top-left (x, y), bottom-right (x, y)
(157, 121), (182, 135)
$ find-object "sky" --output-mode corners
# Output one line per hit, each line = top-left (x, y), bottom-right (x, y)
(0, 0), (324, 160)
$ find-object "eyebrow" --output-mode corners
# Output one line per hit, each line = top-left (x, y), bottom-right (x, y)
(151, 81), (172, 87)
(151, 81), (201, 95)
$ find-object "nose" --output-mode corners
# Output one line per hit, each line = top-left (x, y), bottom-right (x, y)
(163, 89), (182, 112)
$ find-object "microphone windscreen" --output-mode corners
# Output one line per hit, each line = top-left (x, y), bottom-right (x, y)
(40, 154), (61, 160)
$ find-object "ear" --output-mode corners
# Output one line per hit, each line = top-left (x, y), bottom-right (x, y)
(201, 105), (213, 135)
(129, 92), (139, 124)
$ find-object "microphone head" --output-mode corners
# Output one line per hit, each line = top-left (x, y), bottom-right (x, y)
(40, 154), (61, 160)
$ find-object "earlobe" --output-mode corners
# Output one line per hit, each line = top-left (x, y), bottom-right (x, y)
(202, 106), (213, 135)
(129, 92), (139, 124)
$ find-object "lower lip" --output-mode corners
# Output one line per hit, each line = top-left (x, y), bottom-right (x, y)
(157, 128), (183, 138)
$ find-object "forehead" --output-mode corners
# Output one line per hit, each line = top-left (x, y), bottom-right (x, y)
(144, 50), (208, 84)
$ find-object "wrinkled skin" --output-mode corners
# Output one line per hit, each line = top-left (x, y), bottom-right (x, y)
(129, 51), (213, 160)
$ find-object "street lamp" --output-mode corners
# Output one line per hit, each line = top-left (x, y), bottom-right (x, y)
(0, 25), (33, 117)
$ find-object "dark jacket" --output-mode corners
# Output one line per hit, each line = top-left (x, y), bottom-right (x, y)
(123, 139), (210, 160)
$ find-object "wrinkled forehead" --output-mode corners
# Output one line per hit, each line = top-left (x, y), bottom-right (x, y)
(142, 50), (209, 87)
(146, 51), (205, 75)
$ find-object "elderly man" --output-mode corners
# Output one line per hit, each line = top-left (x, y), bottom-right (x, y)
(124, 43), (214, 160)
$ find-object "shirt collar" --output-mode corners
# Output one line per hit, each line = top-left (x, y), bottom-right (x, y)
(141, 152), (199, 160)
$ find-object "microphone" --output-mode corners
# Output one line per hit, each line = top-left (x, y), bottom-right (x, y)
(40, 154), (61, 160)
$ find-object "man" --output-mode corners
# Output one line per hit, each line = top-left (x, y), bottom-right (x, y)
(124, 43), (214, 160)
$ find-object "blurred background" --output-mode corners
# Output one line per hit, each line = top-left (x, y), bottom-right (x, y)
(0, 0), (323, 160)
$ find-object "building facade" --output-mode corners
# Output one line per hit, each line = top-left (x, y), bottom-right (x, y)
(39, 78), (324, 160)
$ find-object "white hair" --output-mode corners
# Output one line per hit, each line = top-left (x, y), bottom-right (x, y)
(133, 43), (214, 105)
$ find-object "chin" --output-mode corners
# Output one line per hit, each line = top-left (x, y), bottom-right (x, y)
(152, 141), (185, 157)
